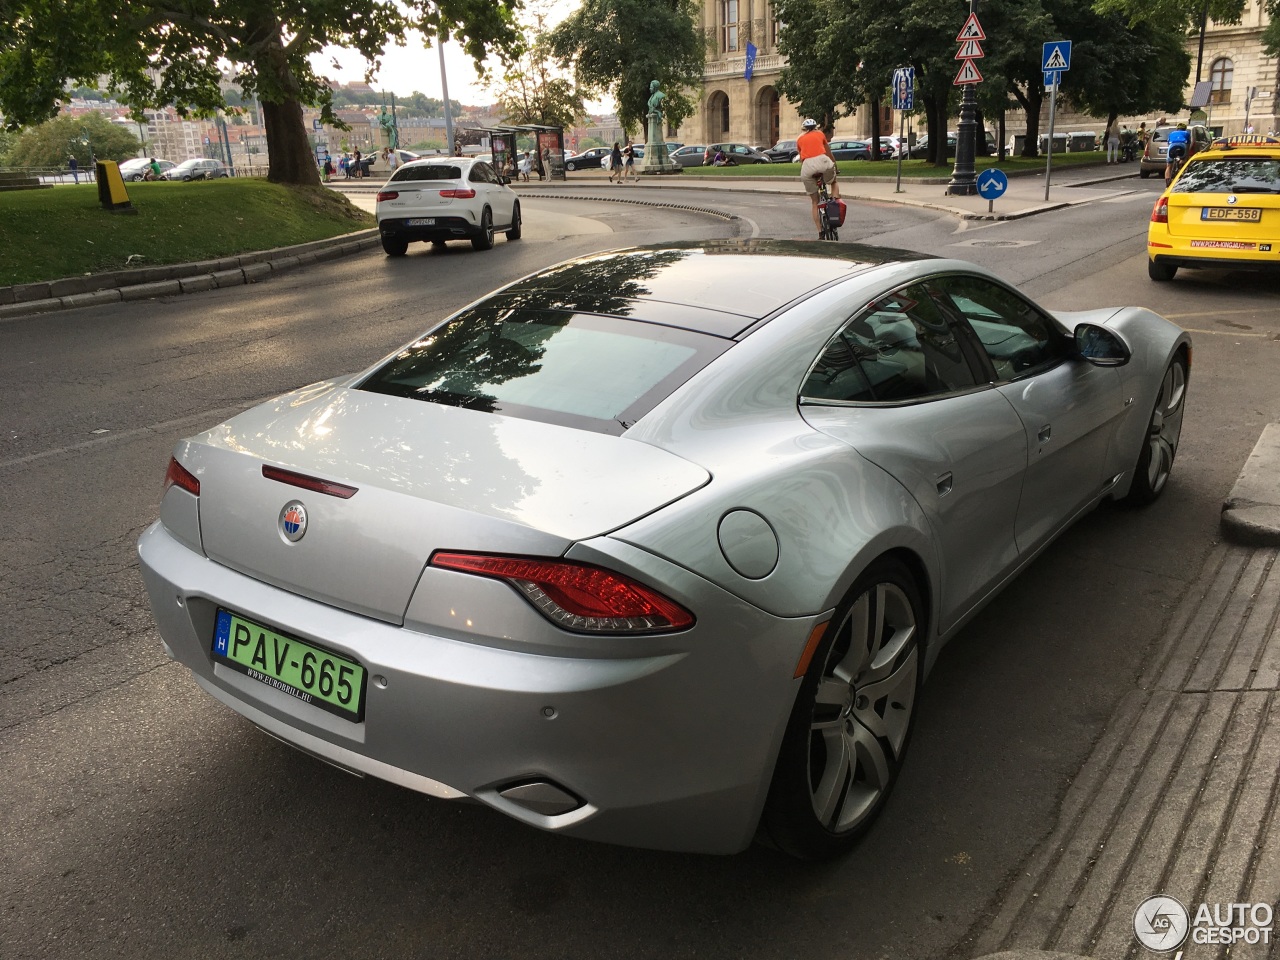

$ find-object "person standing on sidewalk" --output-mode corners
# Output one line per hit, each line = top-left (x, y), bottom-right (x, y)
(1105, 122), (1120, 164)
(608, 141), (623, 183)
(68, 154), (78, 184)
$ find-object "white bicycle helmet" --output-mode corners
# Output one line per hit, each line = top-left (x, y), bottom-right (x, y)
(801, 118), (818, 130)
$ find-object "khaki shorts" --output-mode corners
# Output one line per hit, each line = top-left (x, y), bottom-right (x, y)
(800, 155), (836, 195)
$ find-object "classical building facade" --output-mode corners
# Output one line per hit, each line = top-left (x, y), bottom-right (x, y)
(680, 0), (1278, 148)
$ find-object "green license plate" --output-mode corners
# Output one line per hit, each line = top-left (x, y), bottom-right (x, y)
(212, 609), (366, 721)
(1202, 207), (1262, 222)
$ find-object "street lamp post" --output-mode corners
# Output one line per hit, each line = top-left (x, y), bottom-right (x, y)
(948, 0), (980, 196)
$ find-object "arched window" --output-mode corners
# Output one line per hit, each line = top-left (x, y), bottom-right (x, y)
(708, 92), (731, 140)
(720, 0), (739, 53)
(1210, 57), (1234, 105)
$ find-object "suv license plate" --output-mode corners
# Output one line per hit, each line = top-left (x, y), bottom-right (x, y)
(406, 217), (436, 226)
(1202, 207), (1261, 222)
(212, 609), (366, 721)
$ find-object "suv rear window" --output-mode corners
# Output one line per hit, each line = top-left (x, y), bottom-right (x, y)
(358, 307), (729, 434)
(390, 164), (463, 182)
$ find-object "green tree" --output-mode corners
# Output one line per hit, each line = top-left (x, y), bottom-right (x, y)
(6, 112), (140, 168)
(549, 0), (705, 136)
(773, 0), (862, 134)
(0, 0), (521, 186)
(491, 13), (586, 128)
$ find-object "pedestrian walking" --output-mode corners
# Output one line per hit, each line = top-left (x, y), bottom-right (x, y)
(608, 141), (623, 183)
(68, 154), (78, 184)
(518, 151), (532, 182)
(322, 152), (333, 182)
(1106, 122), (1120, 164)
(622, 143), (636, 182)
(353, 149), (363, 179)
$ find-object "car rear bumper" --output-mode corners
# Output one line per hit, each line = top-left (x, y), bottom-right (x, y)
(137, 521), (815, 854)
(379, 216), (481, 243)
(1149, 234), (1280, 272)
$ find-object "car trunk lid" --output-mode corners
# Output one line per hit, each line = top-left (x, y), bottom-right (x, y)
(184, 385), (710, 625)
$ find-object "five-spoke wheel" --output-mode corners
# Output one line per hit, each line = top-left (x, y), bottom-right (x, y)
(762, 557), (923, 859)
(1125, 352), (1188, 504)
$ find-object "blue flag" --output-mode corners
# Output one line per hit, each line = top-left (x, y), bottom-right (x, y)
(745, 42), (758, 80)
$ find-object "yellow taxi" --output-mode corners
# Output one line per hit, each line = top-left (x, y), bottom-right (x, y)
(1147, 134), (1280, 281)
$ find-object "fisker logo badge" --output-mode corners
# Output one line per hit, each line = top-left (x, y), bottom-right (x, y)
(279, 501), (308, 542)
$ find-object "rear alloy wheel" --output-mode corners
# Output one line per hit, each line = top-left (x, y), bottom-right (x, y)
(762, 557), (923, 860)
(381, 236), (408, 257)
(506, 201), (522, 240)
(1125, 352), (1187, 505)
(1148, 259), (1177, 282)
(471, 209), (494, 251)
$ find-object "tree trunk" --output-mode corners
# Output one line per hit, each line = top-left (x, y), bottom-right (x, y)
(930, 86), (948, 166)
(870, 96), (882, 160)
(1011, 82), (1043, 158)
(263, 98), (320, 186)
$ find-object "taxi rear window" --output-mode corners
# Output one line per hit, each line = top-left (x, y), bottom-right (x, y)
(1173, 157), (1280, 194)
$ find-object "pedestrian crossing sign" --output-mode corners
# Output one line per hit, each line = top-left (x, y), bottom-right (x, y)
(1042, 41), (1072, 72)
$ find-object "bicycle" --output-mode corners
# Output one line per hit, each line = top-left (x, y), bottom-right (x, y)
(815, 174), (839, 241)
(1165, 146), (1187, 187)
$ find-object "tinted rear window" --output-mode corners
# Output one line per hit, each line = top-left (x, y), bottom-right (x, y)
(1173, 156), (1280, 193)
(358, 307), (728, 434)
(391, 164), (463, 182)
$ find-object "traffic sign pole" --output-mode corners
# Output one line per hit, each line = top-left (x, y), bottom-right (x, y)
(897, 111), (905, 193)
(946, 1), (985, 197)
(1045, 73), (1058, 200)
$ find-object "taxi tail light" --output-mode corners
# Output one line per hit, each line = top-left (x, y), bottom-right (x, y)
(439, 188), (476, 199)
(1151, 198), (1168, 223)
(164, 457), (200, 496)
(376, 191), (399, 201)
(429, 552), (695, 634)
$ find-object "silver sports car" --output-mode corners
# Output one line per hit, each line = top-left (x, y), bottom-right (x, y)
(138, 240), (1190, 859)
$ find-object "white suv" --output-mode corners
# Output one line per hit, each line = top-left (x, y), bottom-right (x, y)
(375, 158), (521, 255)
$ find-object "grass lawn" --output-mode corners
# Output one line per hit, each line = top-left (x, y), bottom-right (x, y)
(685, 151), (1112, 179)
(0, 179), (375, 287)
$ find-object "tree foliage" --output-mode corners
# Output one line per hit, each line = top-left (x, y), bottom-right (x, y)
(0, 0), (522, 185)
(490, 10), (586, 128)
(773, 0), (862, 131)
(5, 112), (140, 167)
(549, 0), (705, 135)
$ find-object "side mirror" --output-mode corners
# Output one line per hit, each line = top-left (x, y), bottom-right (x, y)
(1074, 323), (1131, 366)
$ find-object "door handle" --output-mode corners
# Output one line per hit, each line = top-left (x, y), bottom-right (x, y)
(1038, 424), (1052, 443)
(936, 472), (954, 497)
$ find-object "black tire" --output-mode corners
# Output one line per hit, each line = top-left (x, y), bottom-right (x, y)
(1148, 259), (1177, 282)
(381, 236), (408, 257)
(565, 161), (577, 171)
(760, 556), (924, 860)
(1124, 352), (1188, 506)
(506, 201), (522, 240)
(1139, 169), (1151, 179)
(471, 208), (494, 251)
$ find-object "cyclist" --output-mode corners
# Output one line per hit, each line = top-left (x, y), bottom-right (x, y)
(797, 118), (841, 238)
(1165, 121), (1191, 185)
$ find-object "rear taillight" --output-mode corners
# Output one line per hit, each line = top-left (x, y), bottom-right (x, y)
(164, 457), (200, 496)
(439, 188), (476, 199)
(430, 552), (695, 634)
(1151, 198), (1168, 223)
(376, 191), (399, 201)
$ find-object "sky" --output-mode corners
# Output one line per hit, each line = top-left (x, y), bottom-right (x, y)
(308, 8), (615, 115)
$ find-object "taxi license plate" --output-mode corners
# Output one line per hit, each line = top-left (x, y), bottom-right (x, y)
(212, 609), (366, 721)
(406, 217), (435, 226)
(1202, 207), (1262, 222)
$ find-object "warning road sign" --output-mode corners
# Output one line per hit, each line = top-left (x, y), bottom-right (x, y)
(956, 12), (985, 41)
(953, 59), (983, 85)
(956, 39), (984, 59)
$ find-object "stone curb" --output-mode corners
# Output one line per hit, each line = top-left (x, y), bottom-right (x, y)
(0, 229), (381, 320)
(1222, 423), (1280, 547)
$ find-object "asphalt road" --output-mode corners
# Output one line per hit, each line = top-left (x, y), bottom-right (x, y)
(3, 180), (1279, 960)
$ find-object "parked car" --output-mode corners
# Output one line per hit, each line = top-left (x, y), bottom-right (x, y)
(908, 131), (996, 159)
(140, 239), (1189, 859)
(162, 158), (229, 181)
(829, 139), (872, 161)
(670, 144), (707, 168)
(565, 147), (611, 171)
(1139, 123), (1213, 179)
(374, 157), (520, 255)
(762, 139), (800, 163)
(600, 144), (646, 169)
(119, 157), (175, 181)
(703, 142), (773, 165)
